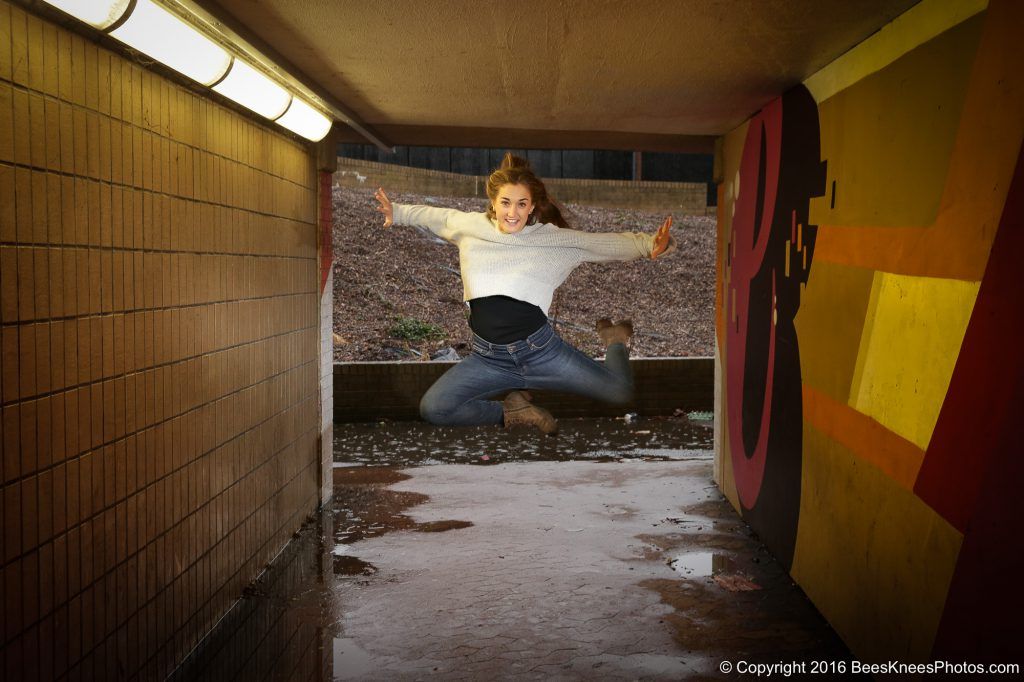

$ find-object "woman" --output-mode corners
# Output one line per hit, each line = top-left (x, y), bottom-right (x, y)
(373, 153), (675, 434)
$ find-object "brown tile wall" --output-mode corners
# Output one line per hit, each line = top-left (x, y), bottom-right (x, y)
(333, 358), (714, 422)
(168, 517), (330, 682)
(0, 3), (323, 679)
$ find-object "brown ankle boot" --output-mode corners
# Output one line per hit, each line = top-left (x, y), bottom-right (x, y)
(503, 391), (558, 434)
(596, 319), (634, 347)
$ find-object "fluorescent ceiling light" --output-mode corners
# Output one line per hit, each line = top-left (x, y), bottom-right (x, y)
(41, 0), (337, 143)
(212, 59), (292, 120)
(109, 0), (231, 86)
(275, 97), (332, 142)
(41, 0), (131, 29)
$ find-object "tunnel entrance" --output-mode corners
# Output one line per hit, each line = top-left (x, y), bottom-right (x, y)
(328, 153), (716, 365)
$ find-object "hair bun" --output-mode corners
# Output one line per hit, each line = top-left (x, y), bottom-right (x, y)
(500, 152), (531, 171)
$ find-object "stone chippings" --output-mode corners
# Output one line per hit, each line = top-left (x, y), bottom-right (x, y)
(331, 186), (716, 361)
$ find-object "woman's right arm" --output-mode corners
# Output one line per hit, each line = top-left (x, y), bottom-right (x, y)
(374, 187), (462, 241)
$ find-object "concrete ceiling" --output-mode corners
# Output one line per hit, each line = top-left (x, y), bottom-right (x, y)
(202, 0), (920, 152)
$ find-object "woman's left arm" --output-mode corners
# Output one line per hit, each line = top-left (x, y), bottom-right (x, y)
(572, 216), (676, 262)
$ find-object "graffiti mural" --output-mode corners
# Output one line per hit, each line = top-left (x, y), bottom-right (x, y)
(724, 85), (825, 567)
(716, 0), (1024, 664)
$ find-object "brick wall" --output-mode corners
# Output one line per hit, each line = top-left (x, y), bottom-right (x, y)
(0, 3), (322, 679)
(334, 358), (713, 422)
(335, 157), (710, 215)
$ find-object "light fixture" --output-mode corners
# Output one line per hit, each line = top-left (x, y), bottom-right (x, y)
(39, 0), (131, 29)
(275, 97), (333, 142)
(108, 0), (231, 86)
(212, 58), (292, 120)
(39, 0), (336, 141)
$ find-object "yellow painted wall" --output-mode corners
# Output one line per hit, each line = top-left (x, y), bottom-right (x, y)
(809, 13), (983, 228)
(849, 273), (978, 451)
(791, 425), (961, 661)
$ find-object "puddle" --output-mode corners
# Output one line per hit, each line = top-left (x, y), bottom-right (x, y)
(333, 555), (378, 576)
(415, 520), (474, 533)
(333, 638), (376, 680)
(332, 468), (428, 544)
(669, 551), (736, 577)
(580, 449), (711, 461)
(334, 466), (411, 486)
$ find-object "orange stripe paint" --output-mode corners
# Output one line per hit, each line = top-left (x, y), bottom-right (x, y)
(802, 383), (925, 490)
(813, 0), (1024, 281)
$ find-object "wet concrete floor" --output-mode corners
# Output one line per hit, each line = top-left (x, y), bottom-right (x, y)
(173, 416), (852, 680)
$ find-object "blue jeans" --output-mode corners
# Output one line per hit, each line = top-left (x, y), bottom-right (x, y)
(419, 323), (633, 426)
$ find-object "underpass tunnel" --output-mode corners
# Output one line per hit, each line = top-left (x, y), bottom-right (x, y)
(1, 0), (1021, 678)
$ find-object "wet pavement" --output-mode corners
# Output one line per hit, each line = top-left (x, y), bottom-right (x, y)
(174, 416), (851, 681)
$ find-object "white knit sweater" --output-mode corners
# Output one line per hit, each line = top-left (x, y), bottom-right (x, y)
(393, 204), (656, 314)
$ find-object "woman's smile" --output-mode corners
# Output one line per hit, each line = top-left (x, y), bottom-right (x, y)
(493, 183), (534, 233)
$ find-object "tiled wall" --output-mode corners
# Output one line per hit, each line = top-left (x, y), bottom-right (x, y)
(168, 516), (330, 682)
(0, 3), (323, 679)
(333, 358), (714, 422)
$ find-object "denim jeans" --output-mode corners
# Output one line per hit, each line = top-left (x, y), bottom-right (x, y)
(419, 323), (633, 426)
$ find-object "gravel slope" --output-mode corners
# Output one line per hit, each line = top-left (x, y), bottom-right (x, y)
(331, 185), (716, 361)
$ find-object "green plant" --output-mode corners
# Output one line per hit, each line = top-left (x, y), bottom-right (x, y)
(389, 316), (444, 342)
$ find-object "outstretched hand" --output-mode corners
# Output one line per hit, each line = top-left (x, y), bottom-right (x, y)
(651, 215), (675, 259)
(374, 187), (393, 228)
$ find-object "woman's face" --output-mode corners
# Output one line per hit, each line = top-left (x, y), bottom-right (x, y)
(492, 183), (535, 233)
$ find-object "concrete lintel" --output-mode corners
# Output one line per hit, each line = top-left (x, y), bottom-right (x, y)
(335, 124), (717, 154)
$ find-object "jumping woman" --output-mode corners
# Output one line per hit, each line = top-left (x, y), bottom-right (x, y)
(373, 153), (675, 434)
